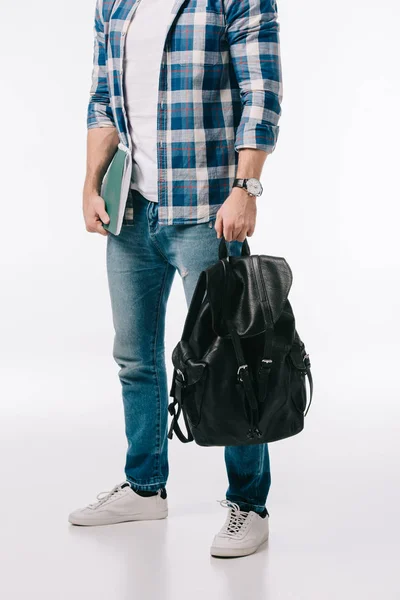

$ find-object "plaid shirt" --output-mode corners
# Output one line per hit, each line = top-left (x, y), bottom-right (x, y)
(88, 0), (282, 225)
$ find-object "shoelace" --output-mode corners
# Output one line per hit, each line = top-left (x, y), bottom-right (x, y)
(218, 499), (250, 537)
(89, 482), (131, 508)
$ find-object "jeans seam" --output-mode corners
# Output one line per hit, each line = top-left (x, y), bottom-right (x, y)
(257, 444), (264, 502)
(152, 261), (171, 480)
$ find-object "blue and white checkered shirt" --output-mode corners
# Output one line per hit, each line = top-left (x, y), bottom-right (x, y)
(88, 0), (282, 225)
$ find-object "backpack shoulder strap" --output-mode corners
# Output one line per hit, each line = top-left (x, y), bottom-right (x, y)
(168, 374), (194, 443)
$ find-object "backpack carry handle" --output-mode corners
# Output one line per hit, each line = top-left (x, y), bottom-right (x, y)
(218, 238), (251, 260)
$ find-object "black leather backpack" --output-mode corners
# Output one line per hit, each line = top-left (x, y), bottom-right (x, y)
(168, 240), (313, 446)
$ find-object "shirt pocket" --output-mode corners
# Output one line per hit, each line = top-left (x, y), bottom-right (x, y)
(171, 1), (226, 65)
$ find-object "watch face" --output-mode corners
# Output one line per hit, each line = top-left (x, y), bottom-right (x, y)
(246, 178), (263, 196)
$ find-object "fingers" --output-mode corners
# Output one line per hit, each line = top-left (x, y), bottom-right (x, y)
(226, 220), (246, 242)
(85, 220), (97, 233)
(96, 221), (108, 236)
(214, 205), (256, 242)
(236, 228), (248, 243)
(84, 195), (110, 236)
(223, 220), (234, 242)
(215, 212), (223, 239)
(227, 223), (254, 242)
(247, 223), (256, 237)
(85, 216), (108, 236)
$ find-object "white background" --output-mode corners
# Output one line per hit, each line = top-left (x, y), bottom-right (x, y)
(1, 0), (399, 598)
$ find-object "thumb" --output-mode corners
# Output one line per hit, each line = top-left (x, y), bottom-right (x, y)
(95, 198), (110, 225)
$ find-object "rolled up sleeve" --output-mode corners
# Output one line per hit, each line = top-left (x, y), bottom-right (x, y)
(223, 0), (282, 154)
(87, 1), (115, 130)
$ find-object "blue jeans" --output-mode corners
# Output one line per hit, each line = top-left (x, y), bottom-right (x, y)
(106, 191), (271, 513)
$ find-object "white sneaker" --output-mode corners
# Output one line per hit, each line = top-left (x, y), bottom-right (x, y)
(68, 482), (168, 526)
(210, 500), (269, 558)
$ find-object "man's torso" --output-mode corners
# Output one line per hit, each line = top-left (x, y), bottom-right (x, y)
(90, 0), (281, 225)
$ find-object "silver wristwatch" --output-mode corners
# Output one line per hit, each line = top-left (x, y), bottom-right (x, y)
(233, 178), (263, 197)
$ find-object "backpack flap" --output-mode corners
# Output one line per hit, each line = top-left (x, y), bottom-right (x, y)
(206, 255), (293, 338)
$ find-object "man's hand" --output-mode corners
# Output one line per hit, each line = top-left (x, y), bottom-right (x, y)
(83, 127), (119, 236)
(83, 191), (110, 236)
(215, 188), (257, 242)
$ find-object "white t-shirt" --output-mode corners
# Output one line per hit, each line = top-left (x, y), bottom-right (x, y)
(123, 0), (176, 203)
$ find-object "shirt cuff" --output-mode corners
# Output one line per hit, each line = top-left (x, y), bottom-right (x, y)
(234, 123), (280, 154)
(87, 120), (116, 130)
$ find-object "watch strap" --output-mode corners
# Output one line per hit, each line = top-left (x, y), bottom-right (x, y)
(233, 178), (246, 189)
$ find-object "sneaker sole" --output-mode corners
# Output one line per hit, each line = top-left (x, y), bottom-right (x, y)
(68, 510), (168, 527)
(210, 536), (269, 558)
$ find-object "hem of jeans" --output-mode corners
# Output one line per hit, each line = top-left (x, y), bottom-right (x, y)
(126, 479), (166, 492)
(225, 496), (268, 515)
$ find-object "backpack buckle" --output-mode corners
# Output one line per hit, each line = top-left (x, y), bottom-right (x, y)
(176, 368), (185, 382)
(260, 359), (273, 369)
(237, 364), (248, 382)
(258, 358), (272, 377)
(175, 369), (186, 389)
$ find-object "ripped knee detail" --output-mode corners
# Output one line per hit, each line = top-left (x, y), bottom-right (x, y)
(179, 266), (189, 278)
